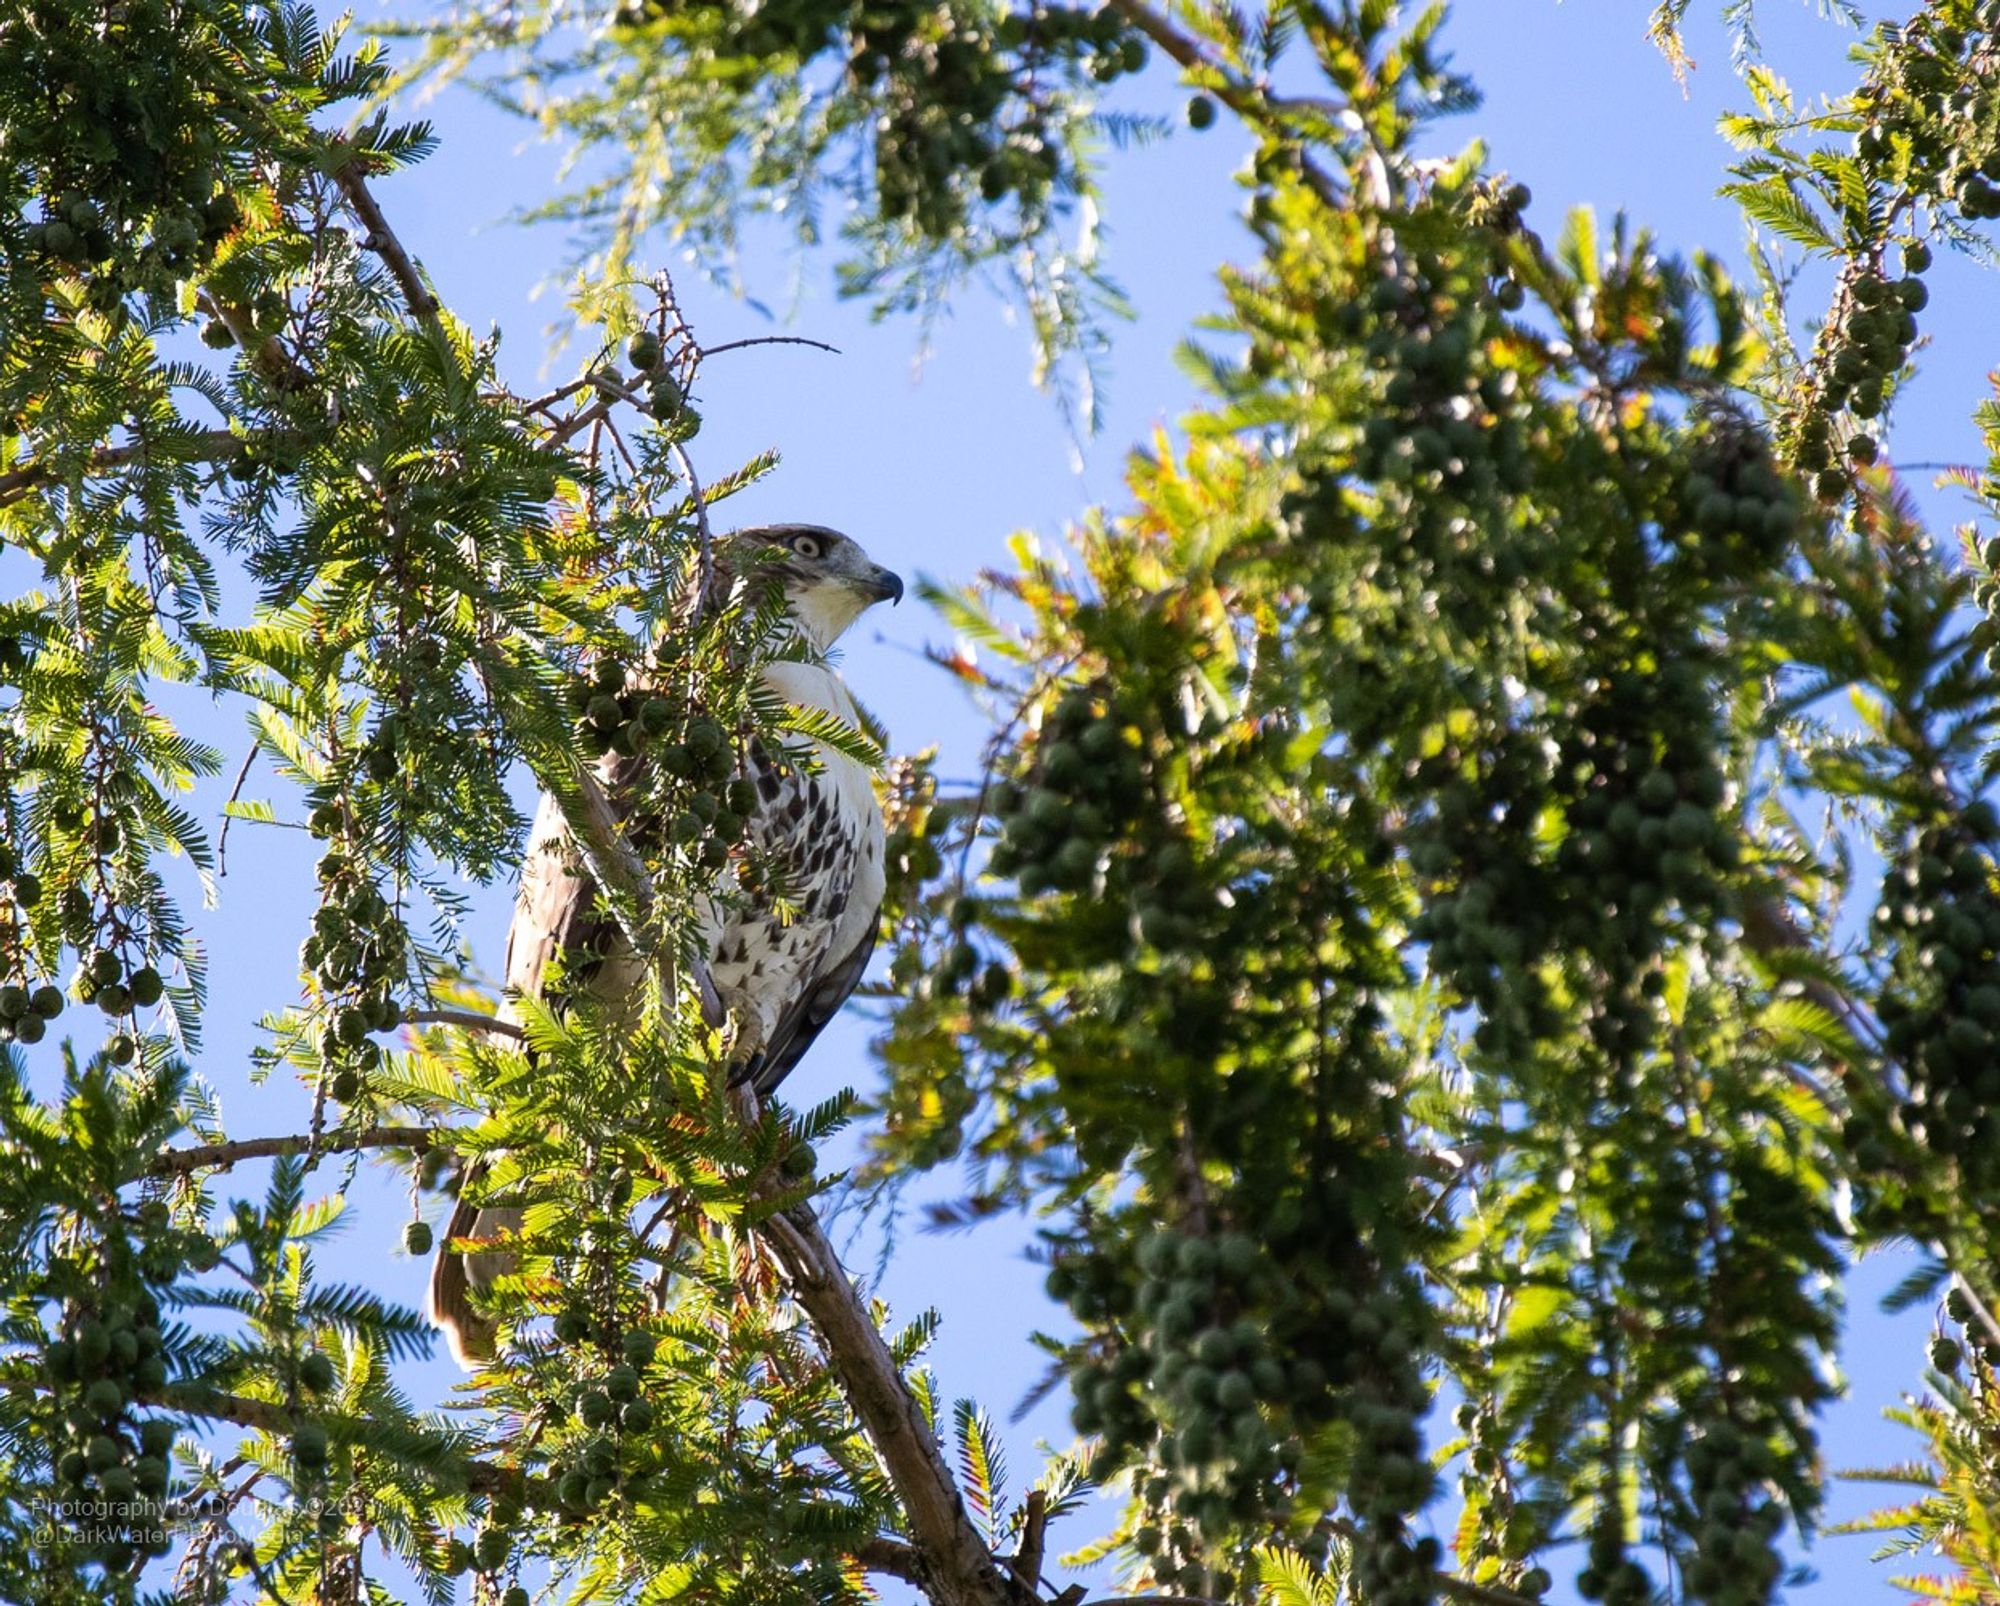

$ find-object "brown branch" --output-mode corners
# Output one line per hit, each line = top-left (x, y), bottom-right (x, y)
(1739, 890), (1879, 1060)
(515, 375), (597, 416)
(1011, 1490), (1048, 1593)
(146, 1125), (434, 1178)
(331, 161), (439, 322)
(404, 1007), (525, 1041)
(1103, 0), (1344, 210)
(670, 437), (718, 609)
(546, 395), (614, 448)
(214, 745), (260, 878)
(1077, 1597), (1226, 1606)
(570, 760), (723, 1026)
(147, 1385), (527, 1498)
(0, 428), (267, 504)
(194, 291), (312, 389)
(761, 1203), (1027, 1606)
(702, 335), (842, 359)
(856, 1536), (928, 1586)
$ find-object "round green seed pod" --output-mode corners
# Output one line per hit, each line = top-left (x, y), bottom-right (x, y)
(474, 1527), (509, 1571)
(403, 1220), (433, 1255)
(300, 1352), (336, 1393)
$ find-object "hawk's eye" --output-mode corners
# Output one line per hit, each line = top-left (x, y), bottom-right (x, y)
(789, 533), (824, 561)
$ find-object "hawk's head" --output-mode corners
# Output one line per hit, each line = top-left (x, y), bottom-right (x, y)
(720, 524), (904, 650)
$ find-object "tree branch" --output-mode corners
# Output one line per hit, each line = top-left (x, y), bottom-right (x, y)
(330, 161), (439, 323)
(0, 428), (271, 505)
(569, 761), (724, 1027)
(761, 1203), (1027, 1606)
(141, 1384), (528, 1498)
(403, 1007), (525, 1041)
(146, 1125), (434, 1178)
(702, 335), (842, 359)
(1011, 1489), (1048, 1593)
(856, 1536), (928, 1586)
(1103, 0), (1345, 209)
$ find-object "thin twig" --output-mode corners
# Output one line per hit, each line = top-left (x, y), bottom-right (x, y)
(1103, 0), (1346, 210)
(0, 428), (265, 505)
(214, 745), (260, 878)
(403, 1007), (525, 1041)
(146, 1125), (434, 1178)
(670, 438), (718, 609)
(548, 396), (614, 448)
(702, 335), (842, 359)
(1951, 1272), (2000, 1351)
(517, 375), (598, 416)
(132, 1383), (527, 1497)
(601, 412), (643, 478)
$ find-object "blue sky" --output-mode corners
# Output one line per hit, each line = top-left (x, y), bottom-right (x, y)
(24, 0), (1996, 1598)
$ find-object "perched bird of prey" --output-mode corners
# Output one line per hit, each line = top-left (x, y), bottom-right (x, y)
(428, 523), (903, 1367)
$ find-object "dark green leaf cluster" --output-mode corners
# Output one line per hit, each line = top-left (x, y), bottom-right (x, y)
(1865, 817), (2000, 1225)
(1720, 1), (1999, 499)
(868, 8), (1883, 1603)
(386, 0), (1146, 409)
(0, 0), (266, 309)
(604, 0), (1147, 236)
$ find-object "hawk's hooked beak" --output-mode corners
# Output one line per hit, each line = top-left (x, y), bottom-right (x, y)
(861, 565), (905, 606)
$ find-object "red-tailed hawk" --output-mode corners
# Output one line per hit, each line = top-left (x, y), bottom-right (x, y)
(428, 524), (902, 1367)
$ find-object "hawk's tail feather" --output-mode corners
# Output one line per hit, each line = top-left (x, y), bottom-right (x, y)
(427, 1190), (521, 1372)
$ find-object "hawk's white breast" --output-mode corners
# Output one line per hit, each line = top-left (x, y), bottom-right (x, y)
(700, 659), (884, 1058)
